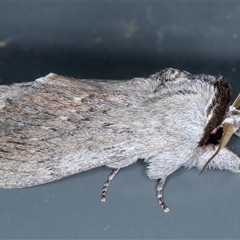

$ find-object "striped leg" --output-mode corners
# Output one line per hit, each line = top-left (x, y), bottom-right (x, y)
(101, 168), (120, 202)
(157, 178), (169, 212)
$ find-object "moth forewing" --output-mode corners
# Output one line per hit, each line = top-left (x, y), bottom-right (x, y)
(0, 74), (137, 188)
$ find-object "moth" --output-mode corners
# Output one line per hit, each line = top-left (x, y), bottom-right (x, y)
(0, 68), (240, 212)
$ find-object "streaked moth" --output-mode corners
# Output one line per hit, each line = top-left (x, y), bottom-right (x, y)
(0, 68), (240, 212)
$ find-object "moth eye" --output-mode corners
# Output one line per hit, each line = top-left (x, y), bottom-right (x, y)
(207, 127), (223, 145)
(210, 128), (218, 135)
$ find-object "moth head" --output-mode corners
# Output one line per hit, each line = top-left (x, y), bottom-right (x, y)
(200, 93), (240, 174)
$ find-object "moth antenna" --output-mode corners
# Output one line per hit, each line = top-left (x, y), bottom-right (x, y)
(232, 93), (240, 108)
(199, 122), (234, 175)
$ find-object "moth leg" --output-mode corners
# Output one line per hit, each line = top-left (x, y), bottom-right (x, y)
(101, 168), (120, 202)
(157, 178), (169, 212)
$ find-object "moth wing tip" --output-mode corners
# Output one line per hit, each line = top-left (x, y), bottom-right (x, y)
(35, 73), (59, 84)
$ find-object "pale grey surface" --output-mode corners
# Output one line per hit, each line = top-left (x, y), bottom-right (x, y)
(1, 2), (240, 239)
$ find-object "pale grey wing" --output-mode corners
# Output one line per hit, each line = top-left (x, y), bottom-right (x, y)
(0, 73), (141, 188)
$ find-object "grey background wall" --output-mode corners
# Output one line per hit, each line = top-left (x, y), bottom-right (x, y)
(1, 1), (240, 239)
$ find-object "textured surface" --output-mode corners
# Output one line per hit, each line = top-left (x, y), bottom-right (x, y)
(1, 68), (240, 214)
(1, 2), (240, 239)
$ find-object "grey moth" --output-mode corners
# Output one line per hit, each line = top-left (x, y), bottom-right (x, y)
(0, 68), (240, 212)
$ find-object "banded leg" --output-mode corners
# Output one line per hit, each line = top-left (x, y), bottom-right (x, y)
(101, 168), (120, 202)
(157, 178), (169, 212)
